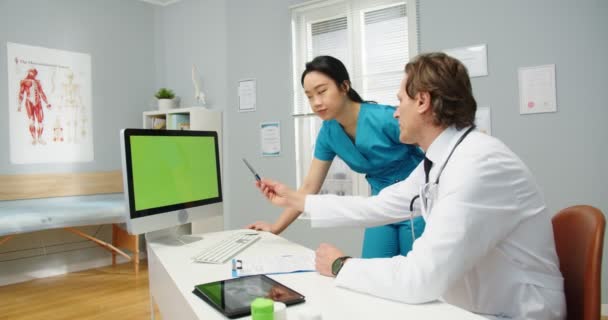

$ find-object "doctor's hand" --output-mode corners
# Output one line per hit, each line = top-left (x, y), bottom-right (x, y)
(256, 178), (305, 212)
(266, 284), (295, 301)
(315, 243), (345, 277)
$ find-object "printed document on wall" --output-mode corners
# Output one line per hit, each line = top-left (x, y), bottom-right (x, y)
(475, 107), (492, 135)
(7, 42), (94, 164)
(444, 44), (488, 78)
(518, 64), (557, 115)
(238, 79), (256, 112)
(260, 122), (281, 157)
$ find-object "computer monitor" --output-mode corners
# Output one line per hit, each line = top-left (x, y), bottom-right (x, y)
(120, 128), (223, 235)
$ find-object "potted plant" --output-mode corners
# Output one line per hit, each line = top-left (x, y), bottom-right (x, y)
(155, 88), (177, 111)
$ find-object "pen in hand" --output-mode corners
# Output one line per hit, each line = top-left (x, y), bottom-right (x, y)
(242, 158), (261, 181)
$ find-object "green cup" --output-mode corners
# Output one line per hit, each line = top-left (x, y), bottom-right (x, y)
(251, 297), (274, 320)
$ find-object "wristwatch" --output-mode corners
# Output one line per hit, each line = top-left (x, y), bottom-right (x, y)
(331, 256), (351, 276)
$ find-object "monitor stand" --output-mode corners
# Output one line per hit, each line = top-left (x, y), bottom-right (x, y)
(145, 224), (203, 246)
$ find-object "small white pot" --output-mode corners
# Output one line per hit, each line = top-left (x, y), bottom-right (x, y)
(158, 99), (176, 111)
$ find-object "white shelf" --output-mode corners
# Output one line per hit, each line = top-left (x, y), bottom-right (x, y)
(143, 107), (222, 131)
(143, 107), (212, 117)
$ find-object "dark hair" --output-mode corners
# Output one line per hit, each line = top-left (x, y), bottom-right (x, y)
(301, 56), (367, 103)
(404, 52), (476, 129)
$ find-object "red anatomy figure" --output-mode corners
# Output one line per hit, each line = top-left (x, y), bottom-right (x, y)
(18, 68), (51, 145)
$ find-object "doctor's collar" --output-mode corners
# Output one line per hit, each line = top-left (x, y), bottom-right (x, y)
(424, 126), (463, 164)
(425, 126), (475, 179)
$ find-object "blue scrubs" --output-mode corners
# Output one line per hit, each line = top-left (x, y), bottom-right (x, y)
(314, 103), (425, 258)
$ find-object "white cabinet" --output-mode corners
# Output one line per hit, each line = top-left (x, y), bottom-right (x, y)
(142, 107), (224, 233)
(143, 107), (221, 131)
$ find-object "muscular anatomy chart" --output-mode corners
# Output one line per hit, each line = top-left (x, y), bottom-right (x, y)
(7, 42), (93, 164)
(17, 68), (52, 145)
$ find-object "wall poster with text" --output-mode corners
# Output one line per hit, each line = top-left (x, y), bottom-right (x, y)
(7, 42), (93, 164)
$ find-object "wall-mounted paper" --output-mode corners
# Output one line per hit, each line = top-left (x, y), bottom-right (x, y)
(261, 122), (281, 157)
(238, 79), (256, 112)
(475, 107), (492, 135)
(7, 42), (94, 164)
(444, 44), (488, 77)
(518, 64), (557, 115)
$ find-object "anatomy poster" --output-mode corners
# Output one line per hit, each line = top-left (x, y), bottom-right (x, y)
(7, 42), (93, 164)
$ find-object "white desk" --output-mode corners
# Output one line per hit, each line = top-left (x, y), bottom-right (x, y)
(147, 230), (486, 320)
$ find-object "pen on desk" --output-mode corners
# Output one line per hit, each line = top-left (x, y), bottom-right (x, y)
(242, 158), (261, 181)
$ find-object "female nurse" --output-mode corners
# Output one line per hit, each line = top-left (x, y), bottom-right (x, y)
(246, 56), (425, 258)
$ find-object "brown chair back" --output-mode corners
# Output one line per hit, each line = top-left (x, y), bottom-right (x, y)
(553, 205), (605, 320)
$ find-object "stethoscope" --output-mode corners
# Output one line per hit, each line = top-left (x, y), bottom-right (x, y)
(407, 125), (476, 242)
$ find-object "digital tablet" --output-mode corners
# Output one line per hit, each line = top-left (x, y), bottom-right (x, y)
(192, 274), (305, 318)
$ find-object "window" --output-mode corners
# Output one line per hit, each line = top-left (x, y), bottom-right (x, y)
(291, 0), (418, 201)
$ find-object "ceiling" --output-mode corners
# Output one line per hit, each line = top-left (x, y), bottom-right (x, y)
(138, 0), (181, 6)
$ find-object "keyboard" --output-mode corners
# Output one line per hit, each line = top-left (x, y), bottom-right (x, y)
(192, 232), (261, 264)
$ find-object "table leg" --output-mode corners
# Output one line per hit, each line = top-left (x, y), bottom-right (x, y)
(0, 235), (14, 246)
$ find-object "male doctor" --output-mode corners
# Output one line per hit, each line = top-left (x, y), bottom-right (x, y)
(257, 52), (566, 319)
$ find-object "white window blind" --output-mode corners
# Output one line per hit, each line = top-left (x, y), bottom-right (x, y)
(310, 17), (349, 61)
(362, 3), (409, 105)
(291, 0), (418, 201)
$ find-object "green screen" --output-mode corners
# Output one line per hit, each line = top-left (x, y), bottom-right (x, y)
(196, 282), (223, 305)
(130, 135), (219, 211)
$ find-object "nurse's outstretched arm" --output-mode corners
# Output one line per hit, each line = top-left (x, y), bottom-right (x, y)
(256, 178), (307, 212)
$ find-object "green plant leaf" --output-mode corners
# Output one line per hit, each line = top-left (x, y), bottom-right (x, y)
(155, 88), (175, 99)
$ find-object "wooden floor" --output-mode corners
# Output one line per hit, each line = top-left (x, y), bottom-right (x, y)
(0, 261), (159, 320)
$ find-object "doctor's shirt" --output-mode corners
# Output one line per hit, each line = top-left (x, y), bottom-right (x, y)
(304, 126), (566, 320)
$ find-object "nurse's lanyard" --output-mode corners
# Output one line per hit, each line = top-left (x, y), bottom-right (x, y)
(407, 125), (476, 242)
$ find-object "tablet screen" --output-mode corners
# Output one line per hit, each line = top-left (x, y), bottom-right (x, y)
(193, 275), (305, 318)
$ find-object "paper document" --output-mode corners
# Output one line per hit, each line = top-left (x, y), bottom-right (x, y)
(238, 79), (256, 112)
(518, 64), (557, 114)
(232, 252), (315, 277)
(260, 122), (281, 157)
(443, 44), (488, 77)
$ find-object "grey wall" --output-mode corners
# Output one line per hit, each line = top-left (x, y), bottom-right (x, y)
(224, 0), (366, 256)
(0, 0), (156, 174)
(417, 0), (608, 302)
(0, 0), (156, 285)
(153, 0), (227, 109)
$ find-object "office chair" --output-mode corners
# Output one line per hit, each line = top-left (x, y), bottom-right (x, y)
(552, 205), (605, 320)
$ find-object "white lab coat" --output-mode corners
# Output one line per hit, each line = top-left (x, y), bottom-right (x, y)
(305, 127), (566, 320)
